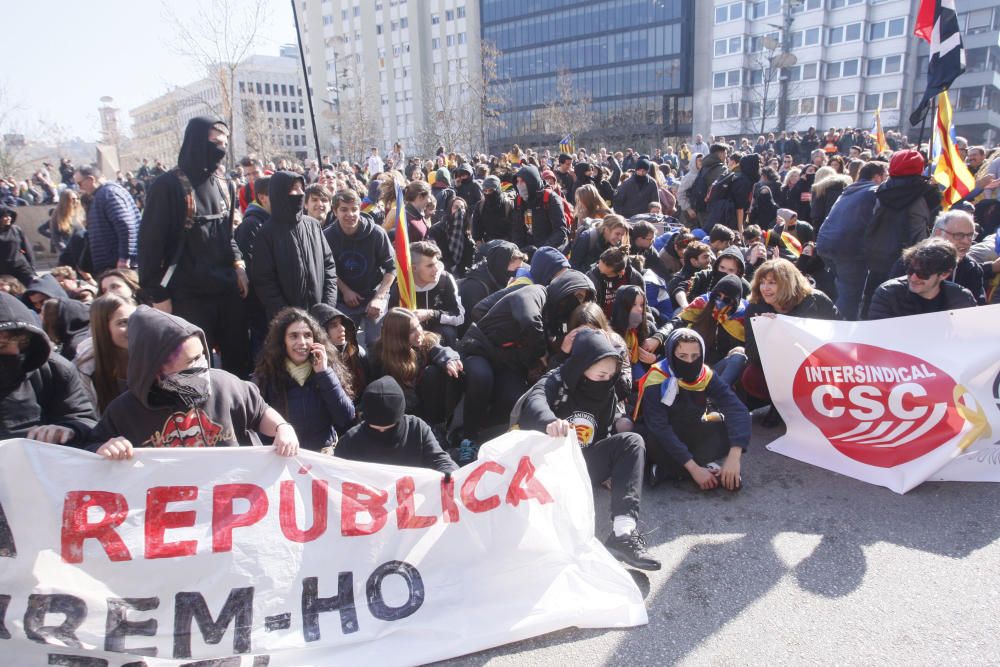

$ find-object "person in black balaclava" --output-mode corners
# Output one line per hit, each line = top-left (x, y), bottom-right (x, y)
(138, 116), (252, 378)
(515, 328), (660, 571)
(335, 376), (457, 472)
(613, 157), (660, 218)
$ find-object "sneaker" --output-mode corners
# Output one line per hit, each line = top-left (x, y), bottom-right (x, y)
(646, 464), (661, 489)
(451, 439), (478, 466)
(604, 530), (662, 571)
(761, 405), (784, 428)
(705, 462), (722, 476)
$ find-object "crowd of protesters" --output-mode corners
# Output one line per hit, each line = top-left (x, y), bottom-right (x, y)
(2, 115), (1000, 573)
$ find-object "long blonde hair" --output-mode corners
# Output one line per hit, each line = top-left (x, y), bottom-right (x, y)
(374, 308), (441, 387)
(574, 183), (611, 220)
(52, 189), (84, 235)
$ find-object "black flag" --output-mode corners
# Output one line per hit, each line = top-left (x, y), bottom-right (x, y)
(910, 0), (966, 126)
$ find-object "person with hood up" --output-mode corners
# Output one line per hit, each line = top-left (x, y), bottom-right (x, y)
(861, 150), (942, 318)
(0, 206), (35, 286)
(673, 274), (749, 387)
(787, 163), (817, 222)
(335, 376), (457, 472)
(470, 175), (514, 245)
(568, 161), (595, 203)
(457, 239), (524, 328)
(39, 295), (90, 362)
(429, 194), (475, 278)
(234, 175), (270, 351)
(253, 308), (355, 452)
(570, 214), (629, 271)
(513, 328), (661, 571)
(430, 168), (457, 226)
(88, 306), (300, 459)
(323, 189), (397, 347)
(453, 162), (483, 208)
(469, 245), (569, 324)
(512, 165), (569, 253)
(138, 117), (251, 378)
(22, 273), (69, 313)
(310, 303), (370, 398)
(250, 171), (338, 321)
(613, 157), (661, 218)
(0, 291), (96, 443)
(634, 329), (750, 491)
(682, 245), (751, 305)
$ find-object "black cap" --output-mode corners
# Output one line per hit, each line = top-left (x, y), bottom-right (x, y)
(361, 377), (406, 427)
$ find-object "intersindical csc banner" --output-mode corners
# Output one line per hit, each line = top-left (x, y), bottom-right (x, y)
(754, 305), (1000, 493)
(0, 431), (646, 665)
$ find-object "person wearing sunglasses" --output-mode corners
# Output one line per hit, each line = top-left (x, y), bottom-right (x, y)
(867, 238), (976, 320)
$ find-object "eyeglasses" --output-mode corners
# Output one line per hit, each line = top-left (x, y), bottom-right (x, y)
(942, 229), (975, 242)
(905, 265), (937, 280)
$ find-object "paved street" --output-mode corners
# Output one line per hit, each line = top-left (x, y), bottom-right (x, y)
(438, 414), (1000, 666)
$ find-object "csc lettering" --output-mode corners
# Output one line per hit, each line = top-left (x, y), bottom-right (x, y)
(811, 382), (935, 421)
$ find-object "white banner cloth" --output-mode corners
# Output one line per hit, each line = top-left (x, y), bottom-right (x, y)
(754, 305), (1000, 493)
(0, 430), (646, 665)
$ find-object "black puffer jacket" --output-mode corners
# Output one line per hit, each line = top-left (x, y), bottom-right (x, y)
(866, 277), (976, 320)
(457, 240), (519, 323)
(458, 283), (547, 373)
(250, 171), (338, 320)
(470, 190), (514, 243)
(864, 176), (941, 275)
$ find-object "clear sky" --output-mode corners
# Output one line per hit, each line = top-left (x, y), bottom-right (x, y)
(3, 0), (298, 142)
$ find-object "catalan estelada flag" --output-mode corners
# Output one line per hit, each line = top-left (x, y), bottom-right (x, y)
(559, 133), (575, 154)
(361, 196), (377, 215)
(932, 91), (976, 210)
(500, 181), (514, 193)
(392, 182), (417, 309)
(633, 359), (713, 420)
(872, 108), (889, 154)
(678, 295), (748, 343)
(764, 230), (803, 258)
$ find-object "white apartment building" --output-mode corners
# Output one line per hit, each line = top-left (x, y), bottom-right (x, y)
(296, 0), (482, 161)
(130, 52), (311, 165)
(698, 0), (921, 139)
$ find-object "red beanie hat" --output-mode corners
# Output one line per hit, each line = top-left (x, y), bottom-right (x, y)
(889, 150), (925, 177)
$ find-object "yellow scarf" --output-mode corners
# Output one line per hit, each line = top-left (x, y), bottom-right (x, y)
(286, 359), (313, 386)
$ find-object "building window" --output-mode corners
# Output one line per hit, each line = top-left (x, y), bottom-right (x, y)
(826, 58), (860, 79)
(829, 0), (863, 8)
(431, 14), (439, 24)
(714, 1), (744, 24)
(789, 62), (818, 82)
(714, 36), (744, 57)
(749, 32), (780, 54)
(787, 97), (817, 116)
(824, 94), (856, 113)
(322, 15), (333, 25)
(266, 100), (272, 111)
(353, 5), (359, 16)
(283, 101), (290, 113)
(828, 23), (862, 45)
(863, 91), (899, 111)
(790, 0), (822, 13)
(712, 102), (742, 120)
(867, 55), (902, 76)
(432, 37), (440, 49)
(446, 9), (454, 20)
(713, 69), (742, 89)
(749, 0), (780, 20)
(256, 82), (262, 94)
(791, 27), (820, 48)
(447, 34), (455, 46)
(400, 17), (408, 28)
(239, 81), (246, 93)
(458, 32), (466, 45)
(457, 6), (466, 18)
(376, 24), (383, 34)
(869, 18), (906, 41)
(391, 20), (398, 30)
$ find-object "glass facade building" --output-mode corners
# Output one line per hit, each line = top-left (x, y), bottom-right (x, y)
(481, 0), (694, 150)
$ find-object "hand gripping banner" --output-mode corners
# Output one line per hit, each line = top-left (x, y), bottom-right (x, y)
(0, 431), (646, 665)
(753, 305), (1000, 493)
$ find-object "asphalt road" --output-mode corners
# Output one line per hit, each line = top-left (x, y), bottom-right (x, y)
(435, 414), (1000, 666)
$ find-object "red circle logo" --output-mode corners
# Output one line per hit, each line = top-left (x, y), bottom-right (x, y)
(792, 343), (964, 467)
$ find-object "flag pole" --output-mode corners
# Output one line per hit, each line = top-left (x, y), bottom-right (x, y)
(290, 0), (324, 166)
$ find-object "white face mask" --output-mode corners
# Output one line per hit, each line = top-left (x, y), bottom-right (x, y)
(158, 356), (211, 407)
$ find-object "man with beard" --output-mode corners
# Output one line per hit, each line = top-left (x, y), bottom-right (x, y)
(139, 117), (252, 377)
(867, 238), (976, 319)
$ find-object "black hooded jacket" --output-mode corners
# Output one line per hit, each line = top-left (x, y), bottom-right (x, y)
(512, 166), (569, 252)
(470, 190), (514, 243)
(310, 303), (371, 396)
(545, 269), (596, 345)
(88, 306), (269, 449)
(0, 207), (35, 284)
(458, 240), (518, 323)
(41, 297), (90, 362)
(250, 171), (338, 320)
(0, 292), (96, 441)
(516, 329), (621, 446)
(685, 246), (751, 301)
(138, 117), (242, 302)
(458, 283), (547, 373)
(453, 163), (483, 208)
(864, 175), (941, 274)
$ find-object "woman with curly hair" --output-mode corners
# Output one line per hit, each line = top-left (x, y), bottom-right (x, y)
(373, 307), (463, 426)
(253, 308), (356, 451)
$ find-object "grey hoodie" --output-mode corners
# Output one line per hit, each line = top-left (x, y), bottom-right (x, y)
(88, 306), (268, 449)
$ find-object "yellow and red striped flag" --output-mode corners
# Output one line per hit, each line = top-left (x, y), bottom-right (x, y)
(932, 91), (975, 210)
(873, 108), (889, 154)
(392, 182), (417, 310)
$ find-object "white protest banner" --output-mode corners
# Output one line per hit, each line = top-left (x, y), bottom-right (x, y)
(753, 305), (1000, 494)
(0, 430), (646, 665)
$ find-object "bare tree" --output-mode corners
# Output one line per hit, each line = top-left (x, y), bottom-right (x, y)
(240, 94), (281, 162)
(331, 54), (382, 164)
(535, 69), (594, 148)
(0, 83), (29, 177)
(461, 40), (508, 153)
(164, 0), (269, 167)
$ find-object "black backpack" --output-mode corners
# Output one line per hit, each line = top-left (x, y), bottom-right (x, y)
(690, 167), (710, 212)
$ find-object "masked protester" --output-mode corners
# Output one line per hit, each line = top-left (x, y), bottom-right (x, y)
(674, 274), (749, 387)
(87, 306), (300, 460)
(513, 328), (661, 571)
(335, 376), (457, 473)
(470, 175), (515, 245)
(138, 117), (252, 378)
(634, 329), (750, 491)
(469, 245), (570, 324)
(0, 292), (96, 443)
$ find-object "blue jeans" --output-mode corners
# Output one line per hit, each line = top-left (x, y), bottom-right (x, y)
(714, 352), (747, 388)
(825, 255), (867, 321)
(336, 300), (384, 348)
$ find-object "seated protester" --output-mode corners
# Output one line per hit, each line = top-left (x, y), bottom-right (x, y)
(310, 303), (370, 398)
(570, 214), (629, 271)
(766, 208), (815, 261)
(251, 172), (338, 321)
(610, 285), (661, 380)
(457, 239), (524, 328)
(373, 308), (463, 427)
(253, 308), (355, 452)
(684, 246), (750, 305)
(707, 224), (737, 256)
(666, 240), (712, 314)
(922, 210), (987, 304)
(399, 180), (432, 242)
(512, 165), (570, 254)
(512, 328), (660, 571)
(470, 175), (514, 245)
(39, 295), (91, 362)
(87, 306), (300, 459)
(429, 196), (475, 277)
(589, 245), (645, 320)
(748, 185), (778, 230)
(470, 245), (570, 324)
(674, 274), (748, 387)
(572, 183), (613, 238)
(655, 229), (695, 281)
(867, 238), (976, 320)
(634, 329), (750, 491)
(323, 189), (397, 347)
(0, 206), (36, 286)
(0, 292), (96, 443)
(22, 273), (69, 313)
(457, 270), (592, 459)
(549, 302), (632, 407)
(743, 259), (839, 427)
(387, 242), (464, 347)
(335, 376), (457, 473)
(304, 183), (332, 228)
(74, 293), (135, 415)
(49, 266), (97, 303)
(629, 220), (670, 280)
(97, 268), (142, 300)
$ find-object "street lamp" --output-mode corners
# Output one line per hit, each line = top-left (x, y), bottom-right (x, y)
(775, 0), (803, 131)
